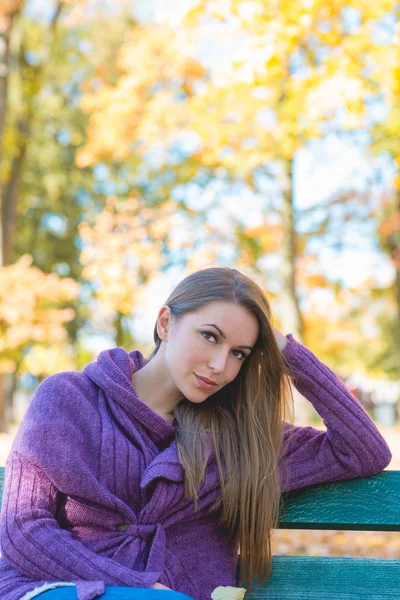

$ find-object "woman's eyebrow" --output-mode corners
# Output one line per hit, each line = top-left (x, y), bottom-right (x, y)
(200, 323), (254, 350)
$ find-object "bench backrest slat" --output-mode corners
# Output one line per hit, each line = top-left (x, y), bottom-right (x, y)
(280, 471), (400, 531)
(1, 468), (399, 530)
(239, 556), (400, 599)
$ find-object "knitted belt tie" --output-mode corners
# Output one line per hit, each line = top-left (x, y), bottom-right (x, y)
(118, 522), (166, 573)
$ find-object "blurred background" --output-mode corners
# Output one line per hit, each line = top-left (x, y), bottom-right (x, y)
(0, 0), (399, 559)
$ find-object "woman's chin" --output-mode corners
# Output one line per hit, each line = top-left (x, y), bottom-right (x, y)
(183, 393), (209, 404)
(178, 386), (210, 404)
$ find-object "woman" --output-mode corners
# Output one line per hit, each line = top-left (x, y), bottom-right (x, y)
(0, 267), (392, 600)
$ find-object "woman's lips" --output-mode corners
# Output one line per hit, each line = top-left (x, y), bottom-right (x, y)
(195, 373), (217, 390)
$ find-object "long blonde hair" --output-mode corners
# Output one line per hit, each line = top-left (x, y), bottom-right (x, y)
(148, 267), (294, 590)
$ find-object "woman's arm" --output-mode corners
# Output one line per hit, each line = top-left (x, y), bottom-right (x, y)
(0, 372), (162, 594)
(277, 333), (392, 493)
(0, 451), (161, 590)
(272, 326), (288, 351)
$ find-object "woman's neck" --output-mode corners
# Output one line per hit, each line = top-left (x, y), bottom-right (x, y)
(131, 350), (183, 424)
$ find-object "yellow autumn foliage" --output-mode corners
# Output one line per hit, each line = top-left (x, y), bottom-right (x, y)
(79, 195), (180, 315)
(20, 344), (77, 377)
(76, 0), (398, 180)
(76, 24), (206, 167)
(244, 223), (283, 252)
(0, 0), (23, 16)
(0, 255), (80, 372)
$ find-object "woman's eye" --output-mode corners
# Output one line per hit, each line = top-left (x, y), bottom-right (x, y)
(202, 331), (217, 342)
(232, 350), (245, 360)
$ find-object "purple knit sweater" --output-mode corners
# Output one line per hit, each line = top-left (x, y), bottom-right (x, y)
(0, 334), (392, 600)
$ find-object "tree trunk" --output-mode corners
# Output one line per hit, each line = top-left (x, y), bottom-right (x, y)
(2, 120), (29, 264)
(279, 157), (310, 424)
(114, 312), (135, 349)
(394, 189), (400, 377)
(279, 157), (304, 341)
(0, 8), (19, 432)
(0, 8), (17, 267)
(0, 374), (6, 432)
(6, 371), (17, 424)
(0, 373), (16, 432)
(115, 312), (125, 348)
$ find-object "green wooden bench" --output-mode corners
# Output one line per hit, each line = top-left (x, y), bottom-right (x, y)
(239, 469), (400, 599)
(1, 467), (399, 599)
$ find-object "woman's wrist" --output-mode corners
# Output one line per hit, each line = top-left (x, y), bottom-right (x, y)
(272, 326), (288, 351)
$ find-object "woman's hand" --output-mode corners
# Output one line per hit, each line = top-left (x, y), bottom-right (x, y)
(272, 326), (288, 352)
(152, 582), (172, 591)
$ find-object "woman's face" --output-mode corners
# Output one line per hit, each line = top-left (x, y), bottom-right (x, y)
(159, 300), (259, 403)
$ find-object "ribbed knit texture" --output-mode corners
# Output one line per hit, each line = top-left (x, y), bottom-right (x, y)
(0, 334), (392, 600)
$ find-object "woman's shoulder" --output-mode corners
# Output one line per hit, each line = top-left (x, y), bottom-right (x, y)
(12, 369), (102, 466)
(25, 369), (100, 424)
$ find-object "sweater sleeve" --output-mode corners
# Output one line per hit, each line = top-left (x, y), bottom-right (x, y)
(279, 334), (392, 492)
(0, 451), (161, 590)
(0, 373), (162, 595)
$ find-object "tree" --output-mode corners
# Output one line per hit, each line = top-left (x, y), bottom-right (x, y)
(78, 192), (229, 345)
(369, 23), (400, 377)
(0, 0), (23, 264)
(0, 1), (65, 429)
(0, 255), (79, 427)
(0, 0), (137, 428)
(76, 0), (398, 347)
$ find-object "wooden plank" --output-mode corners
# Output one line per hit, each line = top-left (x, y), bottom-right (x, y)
(241, 556), (400, 599)
(279, 471), (400, 531)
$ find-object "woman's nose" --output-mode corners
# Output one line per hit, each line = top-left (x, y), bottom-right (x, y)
(208, 349), (229, 373)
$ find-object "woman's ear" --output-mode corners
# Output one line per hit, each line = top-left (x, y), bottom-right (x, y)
(157, 305), (171, 342)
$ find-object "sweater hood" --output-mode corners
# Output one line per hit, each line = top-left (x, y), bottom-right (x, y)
(83, 347), (221, 497)
(83, 347), (176, 444)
